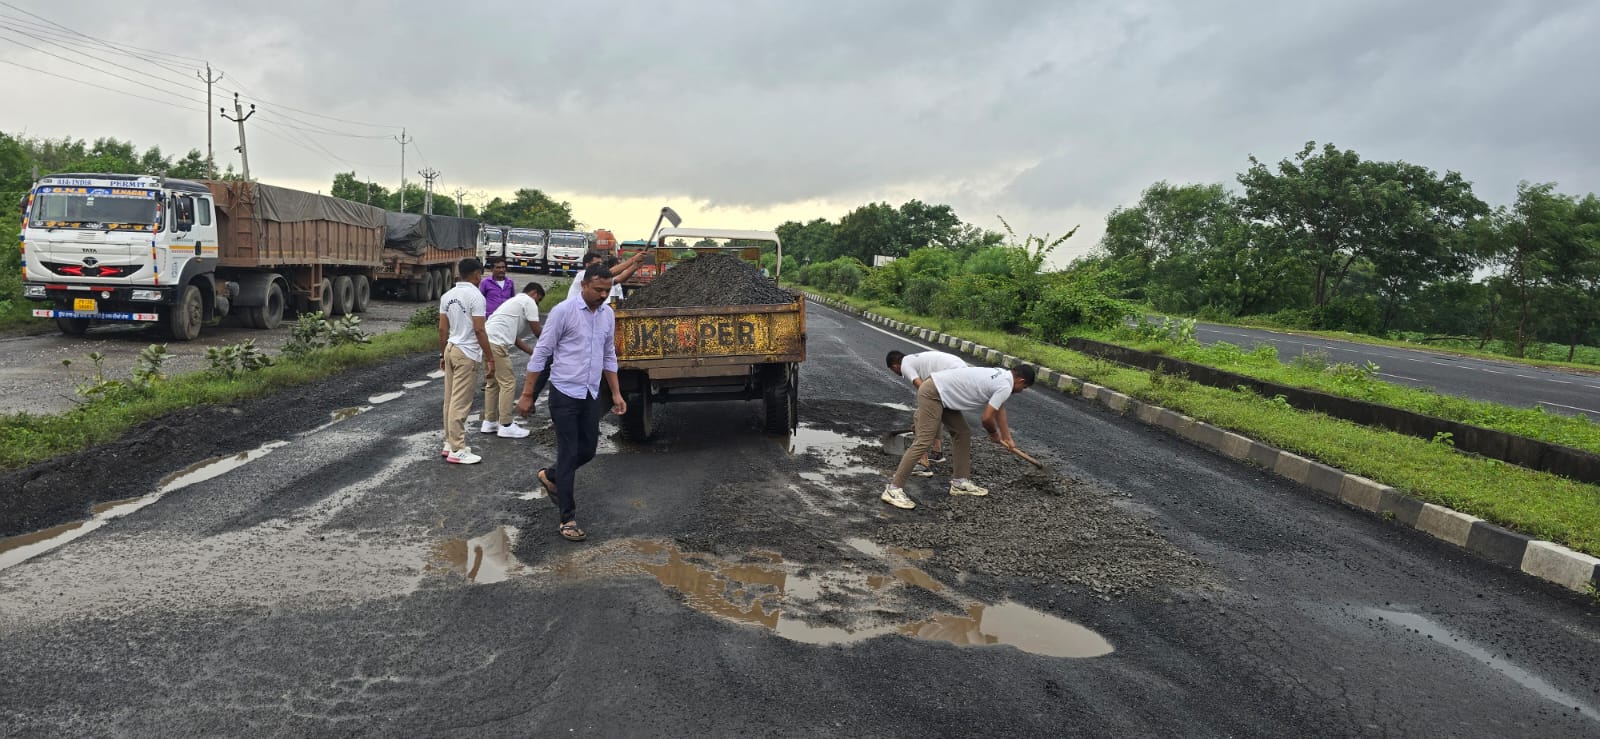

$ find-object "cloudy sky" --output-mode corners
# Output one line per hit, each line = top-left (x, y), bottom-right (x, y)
(2, 0), (1597, 263)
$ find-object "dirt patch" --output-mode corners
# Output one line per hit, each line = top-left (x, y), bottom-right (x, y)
(620, 253), (795, 309)
(0, 353), (441, 539)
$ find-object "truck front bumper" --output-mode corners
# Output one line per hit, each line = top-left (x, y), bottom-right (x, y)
(25, 282), (170, 321)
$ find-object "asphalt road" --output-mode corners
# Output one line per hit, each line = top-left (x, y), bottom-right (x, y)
(1187, 321), (1600, 417)
(1, 300), (1597, 736)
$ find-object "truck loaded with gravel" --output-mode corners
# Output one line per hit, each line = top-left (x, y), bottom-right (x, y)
(612, 228), (804, 439)
(19, 172), (478, 338)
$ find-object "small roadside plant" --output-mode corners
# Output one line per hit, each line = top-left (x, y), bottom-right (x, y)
(331, 315), (372, 346)
(205, 340), (274, 378)
(131, 344), (171, 389)
(1290, 349), (1331, 373)
(283, 312), (334, 358)
(407, 304), (439, 329)
(74, 344), (169, 402)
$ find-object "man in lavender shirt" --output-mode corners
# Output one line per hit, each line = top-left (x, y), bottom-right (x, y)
(479, 257), (516, 316)
(518, 263), (626, 542)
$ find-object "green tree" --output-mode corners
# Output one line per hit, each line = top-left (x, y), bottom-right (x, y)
(480, 188), (574, 229)
(775, 218), (838, 264)
(834, 202), (905, 261)
(1479, 183), (1585, 356)
(169, 149), (209, 179)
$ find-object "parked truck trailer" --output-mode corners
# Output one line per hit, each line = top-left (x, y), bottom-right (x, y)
(375, 212), (481, 302)
(21, 174), (388, 339)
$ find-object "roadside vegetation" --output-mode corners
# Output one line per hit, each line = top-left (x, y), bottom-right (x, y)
(810, 287), (1600, 557)
(0, 311), (432, 471)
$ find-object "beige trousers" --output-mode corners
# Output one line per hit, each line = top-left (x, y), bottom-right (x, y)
(443, 344), (480, 452)
(482, 343), (516, 425)
(891, 378), (972, 487)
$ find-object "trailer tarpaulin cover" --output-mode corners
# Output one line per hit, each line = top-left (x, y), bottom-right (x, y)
(249, 182), (386, 228)
(384, 213), (481, 256)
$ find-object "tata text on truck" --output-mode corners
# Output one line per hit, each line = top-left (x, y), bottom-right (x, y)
(612, 228), (803, 439)
(21, 173), (470, 339)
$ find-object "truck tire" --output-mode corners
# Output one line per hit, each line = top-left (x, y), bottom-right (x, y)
(246, 281), (286, 330)
(165, 284), (203, 341)
(621, 390), (653, 441)
(352, 275), (371, 313)
(315, 278), (334, 316)
(433, 268), (449, 299)
(56, 316), (91, 336)
(763, 363), (798, 433)
(409, 273), (430, 302)
(331, 275), (355, 316)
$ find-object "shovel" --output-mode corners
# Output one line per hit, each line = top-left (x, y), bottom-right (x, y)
(881, 429), (1047, 470)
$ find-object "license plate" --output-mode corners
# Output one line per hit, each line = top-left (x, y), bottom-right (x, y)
(73, 298), (97, 312)
(519, 260), (530, 267)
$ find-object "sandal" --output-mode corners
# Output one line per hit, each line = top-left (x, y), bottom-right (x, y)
(559, 522), (587, 542)
(537, 468), (558, 496)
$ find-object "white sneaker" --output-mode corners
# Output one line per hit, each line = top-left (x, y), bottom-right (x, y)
(497, 423), (530, 439)
(912, 462), (934, 477)
(440, 446), (451, 458)
(480, 420), (500, 434)
(446, 447), (482, 465)
(880, 485), (916, 509)
(949, 479), (988, 497)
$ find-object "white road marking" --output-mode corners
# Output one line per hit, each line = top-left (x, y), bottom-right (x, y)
(1537, 401), (1600, 415)
(1377, 373), (1422, 382)
(1548, 380), (1570, 384)
(837, 308), (940, 351)
(1515, 374), (1535, 379)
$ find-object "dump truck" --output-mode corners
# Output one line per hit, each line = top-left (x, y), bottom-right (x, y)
(612, 228), (803, 439)
(21, 174), (388, 339)
(505, 228), (546, 272)
(375, 212), (480, 302)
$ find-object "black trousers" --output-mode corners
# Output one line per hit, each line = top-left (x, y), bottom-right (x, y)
(548, 388), (601, 524)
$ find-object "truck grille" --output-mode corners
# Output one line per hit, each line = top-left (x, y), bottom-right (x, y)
(43, 262), (132, 278)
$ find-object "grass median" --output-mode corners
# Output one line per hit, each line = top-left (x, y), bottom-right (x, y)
(0, 325), (434, 471)
(809, 289), (1600, 557)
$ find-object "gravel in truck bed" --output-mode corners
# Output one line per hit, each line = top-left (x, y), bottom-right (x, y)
(619, 253), (795, 309)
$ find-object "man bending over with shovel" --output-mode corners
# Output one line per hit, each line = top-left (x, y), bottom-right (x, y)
(882, 364), (1036, 510)
(885, 350), (966, 476)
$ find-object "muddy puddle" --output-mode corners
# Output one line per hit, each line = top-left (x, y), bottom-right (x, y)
(403, 380), (430, 389)
(443, 533), (1114, 659)
(0, 440), (289, 572)
(302, 406), (372, 435)
(786, 425), (881, 482)
(368, 391), (405, 404)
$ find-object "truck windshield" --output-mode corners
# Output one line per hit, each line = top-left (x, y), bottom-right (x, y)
(29, 188), (159, 230)
(508, 231), (544, 245)
(548, 233), (586, 250)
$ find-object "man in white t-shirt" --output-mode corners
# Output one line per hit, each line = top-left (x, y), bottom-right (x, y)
(885, 349), (966, 474)
(881, 364), (1036, 510)
(438, 258), (495, 465)
(479, 281), (546, 439)
(566, 251), (644, 301)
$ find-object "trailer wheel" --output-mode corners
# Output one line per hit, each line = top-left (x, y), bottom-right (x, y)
(432, 268), (448, 299)
(331, 275), (355, 316)
(165, 284), (204, 341)
(56, 316), (91, 336)
(621, 389), (653, 441)
(247, 281), (286, 330)
(763, 363), (798, 433)
(409, 273), (430, 302)
(352, 275), (371, 313)
(314, 278), (335, 316)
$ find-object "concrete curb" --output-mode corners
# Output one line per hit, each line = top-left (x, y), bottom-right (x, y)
(809, 295), (1600, 596)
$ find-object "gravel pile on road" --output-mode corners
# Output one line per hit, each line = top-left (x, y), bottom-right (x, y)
(874, 442), (1209, 596)
(619, 254), (794, 309)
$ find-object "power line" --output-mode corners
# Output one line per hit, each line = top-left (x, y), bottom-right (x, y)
(411, 139), (431, 169)
(0, 2), (208, 64)
(0, 56), (207, 113)
(0, 33), (207, 107)
(249, 109), (396, 139)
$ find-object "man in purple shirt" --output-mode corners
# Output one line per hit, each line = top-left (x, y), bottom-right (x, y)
(479, 257), (517, 316)
(518, 263), (626, 542)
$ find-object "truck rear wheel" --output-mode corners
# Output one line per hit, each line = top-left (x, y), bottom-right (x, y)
(247, 281), (286, 329)
(331, 275), (355, 316)
(621, 389), (653, 441)
(165, 284), (203, 341)
(352, 275), (371, 313)
(314, 278), (334, 316)
(433, 268), (449, 299)
(56, 316), (91, 336)
(409, 273), (430, 302)
(763, 363), (798, 433)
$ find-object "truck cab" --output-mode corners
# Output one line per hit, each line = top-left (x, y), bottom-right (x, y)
(22, 173), (221, 338)
(478, 224), (508, 265)
(505, 228), (546, 272)
(545, 229), (588, 276)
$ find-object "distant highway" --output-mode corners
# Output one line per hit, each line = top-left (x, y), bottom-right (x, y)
(1188, 321), (1600, 417)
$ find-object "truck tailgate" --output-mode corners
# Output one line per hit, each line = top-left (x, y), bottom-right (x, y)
(615, 301), (805, 367)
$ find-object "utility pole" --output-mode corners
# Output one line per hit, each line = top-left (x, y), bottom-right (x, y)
(394, 128), (413, 212)
(364, 180), (371, 204)
(220, 92), (256, 181)
(453, 187), (467, 217)
(418, 168), (440, 215)
(195, 63), (224, 178)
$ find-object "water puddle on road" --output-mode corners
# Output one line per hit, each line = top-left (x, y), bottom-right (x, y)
(538, 538), (1113, 659)
(302, 406), (372, 435)
(403, 380), (430, 389)
(426, 370), (446, 379)
(787, 425), (882, 482)
(368, 391), (404, 404)
(877, 402), (916, 412)
(433, 526), (524, 584)
(1370, 609), (1599, 724)
(0, 440), (289, 573)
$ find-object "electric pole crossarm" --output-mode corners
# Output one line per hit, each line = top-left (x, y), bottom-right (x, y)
(219, 92), (256, 181)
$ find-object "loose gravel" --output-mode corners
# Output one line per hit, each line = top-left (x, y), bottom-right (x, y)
(619, 254), (794, 309)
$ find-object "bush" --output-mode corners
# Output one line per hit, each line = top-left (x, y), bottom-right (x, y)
(901, 274), (944, 315)
(798, 257), (868, 295)
(1026, 280), (1133, 341)
(931, 273), (1024, 330)
(408, 304), (439, 329)
(205, 339), (274, 378)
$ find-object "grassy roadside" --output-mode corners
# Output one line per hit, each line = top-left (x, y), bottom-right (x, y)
(1071, 327), (1600, 455)
(1137, 307), (1600, 374)
(0, 325), (434, 471)
(808, 289), (1600, 557)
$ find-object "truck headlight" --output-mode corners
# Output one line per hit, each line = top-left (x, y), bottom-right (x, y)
(131, 290), (162, 301)
(23, 285), (46, 298)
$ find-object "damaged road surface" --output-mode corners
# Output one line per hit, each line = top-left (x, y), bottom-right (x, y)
(2, 302), (1598, 737)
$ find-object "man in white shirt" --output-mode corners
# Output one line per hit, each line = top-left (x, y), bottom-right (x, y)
(885, 350), (966, 475)
(437, 258), (495, 465)
(881, 364), (1036, 510)
(479, 281), (546, 439)
(566, 250), (645, 301)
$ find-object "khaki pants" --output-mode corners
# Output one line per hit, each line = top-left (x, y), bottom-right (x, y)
(482, 343), (516, 425)
(892, 378), (972, 487)
(443, 344), (480, 452)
